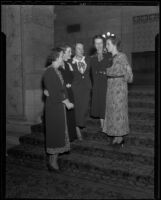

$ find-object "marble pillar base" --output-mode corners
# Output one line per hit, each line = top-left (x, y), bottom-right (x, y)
(6, 119), (34, 133)
(6, 119), (35, 153)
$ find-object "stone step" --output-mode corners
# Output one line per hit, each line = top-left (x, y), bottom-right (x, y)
(6, 131), (29, 145)
(129, 107), (154, 114)
(129, 77), (155, 86)
(128, 99), (154, 109)
(129, 108), (154, 121)
(6, 119), (34, 133)
(86, 119), (154, 133)
(71, 140), (154, 165)
(83, 130), (154, 147)
(128, 86), (154, 94)
(59, 152), (154, 188)
(6, 131), (30, 156)
(6, 135), (20, 146)
(128, 95), (154, 102)
(7, 144), (154, 188)
(19, 129), (154, 152)
(6, 156), (154, 199)
(87, 108), (155, 121)
(129, 96), (154, 102)
(19, 133), (154, 165)
(128, 89), (155, 101)
(129, 120), (154, 133)
(30, 123), (44, 133)
(31, 117), (154, 135)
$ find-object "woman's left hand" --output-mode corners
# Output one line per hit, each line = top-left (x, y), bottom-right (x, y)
(66, 84), (71, 88)
(44, 89), (49, 96)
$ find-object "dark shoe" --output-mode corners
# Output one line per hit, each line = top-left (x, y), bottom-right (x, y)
(112, 137), (118, 145)
(78, 136), (83, 141)
(77, 133), (83, 141)
(47, 164), (60, 173)
(115, 140), (125, 148)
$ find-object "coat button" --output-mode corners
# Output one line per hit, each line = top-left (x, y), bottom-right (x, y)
(82, 76), (84, 79)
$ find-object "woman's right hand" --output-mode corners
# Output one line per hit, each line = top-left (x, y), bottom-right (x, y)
(66, 102), (74, 110)
(62, 99), (74, 109)
(44, 89), (49, 96)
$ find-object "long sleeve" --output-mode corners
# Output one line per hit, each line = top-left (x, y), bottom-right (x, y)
(43, 68), (67, 103)
(90, 58), (96, 85)
(105, 52), (113, 68)
(88, 58), (93, 85)
(106, 53), (133, 83)
(125, 62), (133, 83)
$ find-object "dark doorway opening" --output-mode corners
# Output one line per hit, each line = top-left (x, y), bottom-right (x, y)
(132, 51), (155, 86)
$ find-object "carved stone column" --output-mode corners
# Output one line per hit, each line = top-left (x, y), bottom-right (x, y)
(3, 5), (55, 133)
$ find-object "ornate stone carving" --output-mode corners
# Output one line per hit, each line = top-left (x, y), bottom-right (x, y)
(133, 13), (159, 24)
(133, 13), (159, 52)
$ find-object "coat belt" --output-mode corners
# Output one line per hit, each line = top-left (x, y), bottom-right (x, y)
(107, 75), (124, 78)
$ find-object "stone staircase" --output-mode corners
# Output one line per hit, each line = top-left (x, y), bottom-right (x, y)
(7, 86), (155, 199)
(132, 71), (155, 86)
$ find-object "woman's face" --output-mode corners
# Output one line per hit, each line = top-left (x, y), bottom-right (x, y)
(94, 38), (103, 53)
(75, 44), (84, 57)
(63, 47), (72, 60)
(106, 39), (114, 53)
(57, 51), (64, 66)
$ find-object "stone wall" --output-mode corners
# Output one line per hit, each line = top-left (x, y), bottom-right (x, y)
(2, 5), (159, 125)
(54, 6), (159, 63)
(2, 5), (55, 123)
(3, 6), (24, 119)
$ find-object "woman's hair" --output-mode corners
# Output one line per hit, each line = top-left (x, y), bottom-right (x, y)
(75, 42), (84, 48)
(60, 45), (71, 53)
(45, 47), (62, 67)
(93, 34), (104, 43)
(91, 35), (105, 55)
(106, 35), (121, 51)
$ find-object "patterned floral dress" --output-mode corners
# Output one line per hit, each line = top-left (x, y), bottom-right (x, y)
(103, 52), (133, 136)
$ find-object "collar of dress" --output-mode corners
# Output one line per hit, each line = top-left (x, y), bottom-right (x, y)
(72, 56), (86, 64)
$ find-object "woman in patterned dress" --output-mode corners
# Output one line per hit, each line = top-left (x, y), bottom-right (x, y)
(103, 36), (133, 145)
(43, 48), (74, 171)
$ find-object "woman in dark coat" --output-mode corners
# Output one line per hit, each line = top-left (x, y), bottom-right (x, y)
(59, 45), (77, 142)
(70, 43), (92, 139)
(44, 46), (79, 141)
(43, 48), (74, 171)
(90, 35), (113, 130)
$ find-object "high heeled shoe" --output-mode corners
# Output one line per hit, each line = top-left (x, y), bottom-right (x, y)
(77, 132), (83, 141)
(116, 140), (125, 148)
(112, 137), (118, 145)
(120, 140), (124, 147)
(76, 128), (83, 141)
(112, 139), (124, 148)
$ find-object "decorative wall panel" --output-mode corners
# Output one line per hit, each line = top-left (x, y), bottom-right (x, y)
(6, 6), (24, 118)
(3, 5), (55, 122)
(133, 13), (159, 52)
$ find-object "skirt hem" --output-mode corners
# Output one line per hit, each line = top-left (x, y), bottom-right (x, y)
(103, 131), (129, 137)
(46, 145), (70, 155)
